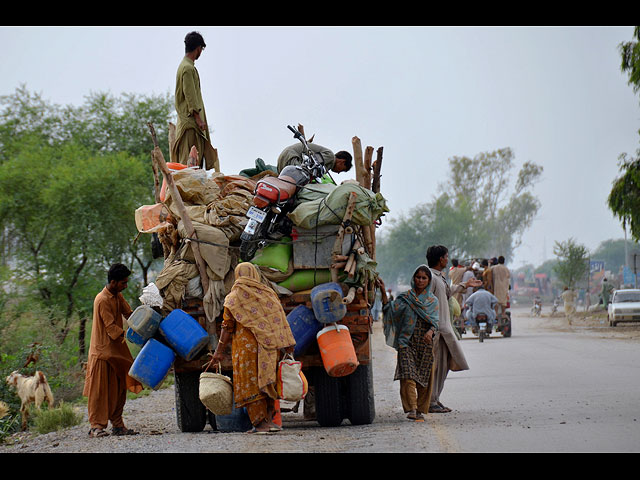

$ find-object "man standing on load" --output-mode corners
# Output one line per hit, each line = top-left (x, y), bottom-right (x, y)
(172, 31), (219, 171)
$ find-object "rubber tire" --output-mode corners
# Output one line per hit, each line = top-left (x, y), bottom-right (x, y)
(502, 312), (512, 338)
(479, 330), (484, 342)
(174, 371), (207, 432)
(240, 233), (261, 262)
(239, 213), (270, 262)
(313, 367), (344, 427)
(346, 363), (375, 425)
(502, 323), (512, 337)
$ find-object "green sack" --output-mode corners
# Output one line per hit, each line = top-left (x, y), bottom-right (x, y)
(250, 237), (292, 273)
(277, 269), (332, 292)
(294, 182), (336, 206)
(239, 158), (278, 178)
(449, 296), (461, 317)
(288, 183), (389, 229)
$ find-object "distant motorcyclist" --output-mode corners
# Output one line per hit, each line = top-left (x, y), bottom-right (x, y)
(464, 286), (498, 329)
(532, 295), (542, 316)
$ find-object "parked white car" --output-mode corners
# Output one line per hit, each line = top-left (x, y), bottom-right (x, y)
(607, 289), (640, 326)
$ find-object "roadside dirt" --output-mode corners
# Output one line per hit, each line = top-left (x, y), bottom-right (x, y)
(529, 308), (640, 342)
(2, 306), (638, 453)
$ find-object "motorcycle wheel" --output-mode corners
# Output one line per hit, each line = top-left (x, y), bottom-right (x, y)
(479, 330), (484, 343)
(240, 235), (261, 261)
(240, 222), (268, 261)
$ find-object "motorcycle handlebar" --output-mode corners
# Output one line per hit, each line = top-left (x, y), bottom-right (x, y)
(287, 125), (302, 139)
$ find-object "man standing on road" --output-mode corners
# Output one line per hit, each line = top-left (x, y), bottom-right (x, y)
(492, 256), (511, 319)
(172, 31), (219, 171)
(427, 245), (481, 413)
(83, 264), (142, 438)
(601, 278), (614, 308)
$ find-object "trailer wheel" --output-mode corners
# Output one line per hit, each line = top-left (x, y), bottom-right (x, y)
(346, 363), (375, 425)
(313, 367), (344, 427)
(174, 371), (207, 432)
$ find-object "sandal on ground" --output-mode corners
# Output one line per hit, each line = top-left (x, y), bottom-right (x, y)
(414, 412), (425, 422)
(246, 427), (272, 435)
(112, 427), (139, 436)
(428, 404), (451, 413)
(406, 410), (418, 420)
(88, 428), (109, 438)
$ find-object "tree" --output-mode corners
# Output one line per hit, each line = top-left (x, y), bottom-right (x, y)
(609, 27), (640, 239)
(376, 148), (542, 285)
(552, 238), (589, 289)
(0, 140), (150, 343)
(0, 86), (173, 351)
(591, 238), (639, 274)
(444, 148), (543, 260)
(619, 26), (640, 100)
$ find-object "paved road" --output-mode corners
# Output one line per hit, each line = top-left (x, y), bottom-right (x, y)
(4, 306), (639, 453)
(425, 306), (640, 452)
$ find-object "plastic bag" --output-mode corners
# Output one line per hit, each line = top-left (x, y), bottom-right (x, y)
(276, 354), (308, 402)
(139, 283), (163, 308)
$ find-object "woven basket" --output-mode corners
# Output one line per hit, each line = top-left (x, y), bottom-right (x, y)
(199, 369), (233, 415)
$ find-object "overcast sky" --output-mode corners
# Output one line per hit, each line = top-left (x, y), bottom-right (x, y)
(1, 26), (638, 269)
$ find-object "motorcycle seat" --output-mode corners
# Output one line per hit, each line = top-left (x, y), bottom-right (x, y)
(256, 175), (297, 202)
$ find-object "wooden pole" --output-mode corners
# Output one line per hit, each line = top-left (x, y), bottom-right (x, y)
(363, 146), (374, 190)
(372, 146), (383, 194)
(330, 192), (358, 283)
(168, 122), (176, 163)
(148, 123), (211, 312)
(352, 136), (365, 186)
(150, 152), (161, 203)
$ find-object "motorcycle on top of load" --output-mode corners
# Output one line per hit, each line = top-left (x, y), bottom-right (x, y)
(240, 125), (329, 261)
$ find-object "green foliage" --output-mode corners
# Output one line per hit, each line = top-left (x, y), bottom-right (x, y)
(445, 148), (542, 259)
(0, 86), (172, 346)
(0, 406), (21, 443)
(33, 402), (83, 434)
(0, 85), (173, 164)
(552, 238), (589, 289)
(591, 238), (639, 273)
(377, 148), (542, 285)
(0, 140), (151, 340)
(0, 86), (173, 412)
(619, 26), (640, 97)
(608, 153), (640, 241)
(610, 27), (640, 237)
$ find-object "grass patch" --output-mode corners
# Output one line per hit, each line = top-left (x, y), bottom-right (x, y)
(32, 403), (83, 434)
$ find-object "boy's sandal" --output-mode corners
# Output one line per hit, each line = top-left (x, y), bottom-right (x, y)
(88, 428), (109, 438)
(428, 404), (451, 413)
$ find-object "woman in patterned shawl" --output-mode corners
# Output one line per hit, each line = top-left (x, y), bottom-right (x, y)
(379, 265), (439, 422)
(212, 262), (296, 433)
